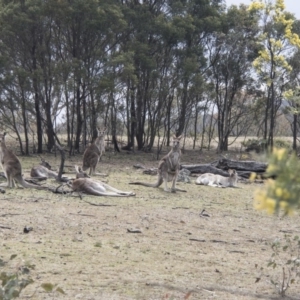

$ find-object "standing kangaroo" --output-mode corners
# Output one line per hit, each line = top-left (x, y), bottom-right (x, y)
(71, 165), (135, 197)
(195, 169), (238, 188)
(82, 127), (106, 176)
(130, 135), (186, 193)
(0, 132), (48, 189)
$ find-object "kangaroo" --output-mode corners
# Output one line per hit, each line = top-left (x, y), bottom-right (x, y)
(71, 165), (135, 197)
(195, 169), (238, 188)
(130, 135), (186, 193)
(0, 132), (48, 189)
(82, 127), (106, 176)
(30, 157), (58, 180)
(74, 165), (90, 179)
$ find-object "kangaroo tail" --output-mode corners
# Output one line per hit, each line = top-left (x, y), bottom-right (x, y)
(129, 177), (163, 188)
(15, 175), (48, 190)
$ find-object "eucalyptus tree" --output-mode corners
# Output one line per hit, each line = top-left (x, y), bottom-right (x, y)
(248, 0), (300, 148)
(284, 51), (300, 151)
(281, 19), (300, 151)
(50, 0), (127, 152)
(170, 0), (224, 138)
(0, 0), (48, 153)
(119, 0), (176, 150)
(118, 0), (225, 151)
(206, 4), (259, 151)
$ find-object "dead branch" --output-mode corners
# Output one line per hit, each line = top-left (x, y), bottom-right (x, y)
(81, 199), (116, 207)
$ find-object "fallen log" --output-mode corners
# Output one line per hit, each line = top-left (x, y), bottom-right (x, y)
(181, 159), (268, 179)
(216, 158), (267, 172)
(180, 164), (229, 176)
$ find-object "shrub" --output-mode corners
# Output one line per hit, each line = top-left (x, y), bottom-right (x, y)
(256, 235), (300, 297)
(0, 255), (33, 299)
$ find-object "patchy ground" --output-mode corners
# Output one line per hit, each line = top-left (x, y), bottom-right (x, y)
(0, 146), (300, 300)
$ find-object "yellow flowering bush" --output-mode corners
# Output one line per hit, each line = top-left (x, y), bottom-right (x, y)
(248, 1), (265, 11)
(250, 0), (300, 76)
(254, 148), (300, 214)
(275, 0), (285, 10)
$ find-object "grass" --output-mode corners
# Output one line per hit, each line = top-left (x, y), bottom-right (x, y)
(0, 137), (300, 299)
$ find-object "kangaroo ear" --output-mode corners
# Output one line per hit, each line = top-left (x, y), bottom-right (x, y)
(177, 135), (182, 140)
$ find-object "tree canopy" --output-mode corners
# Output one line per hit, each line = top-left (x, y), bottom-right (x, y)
(0, 0), (299, 154)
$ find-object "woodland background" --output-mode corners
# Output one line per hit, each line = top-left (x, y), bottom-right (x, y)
(0, 0), (299, 155)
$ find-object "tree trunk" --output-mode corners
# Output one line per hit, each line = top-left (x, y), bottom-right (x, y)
(33, 87), (43, 153)
(177, 78), (188, 137)
(20, 90), (29, 155)
(75, 84), (83, 151)
(293, 113), (297, 151)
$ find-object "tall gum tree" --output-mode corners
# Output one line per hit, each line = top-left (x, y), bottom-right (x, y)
(283, 20), (300, 151)
(248, 0), (300, 148)
(207, 4), (260, 151)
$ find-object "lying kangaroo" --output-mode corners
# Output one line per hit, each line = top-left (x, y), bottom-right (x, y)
(130, 135), (186, 193)
(0, 132), (48, 189)
(195, 169), (238, 188)
(71, 165), (135, 197)
(30, 157), (58, 180)
(82, 127), (106, 176)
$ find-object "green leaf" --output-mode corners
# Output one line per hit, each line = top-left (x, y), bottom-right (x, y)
(10, 254), (17, 260)
(41, 283), (54, 292)
(56, 287), (66, 294)
(267, 261), (274, 267)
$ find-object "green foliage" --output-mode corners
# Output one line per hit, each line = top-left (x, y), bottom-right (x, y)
(242, 138), (267, 153)
(0, 255), (34, 300)
(242, 138), (291, 153)
(0, 255), (65, 299)
(256, 235), (300, 297)
(254, 148), (300, 214)
(273, 139), (292, 150)
(41, 283), (65, 295)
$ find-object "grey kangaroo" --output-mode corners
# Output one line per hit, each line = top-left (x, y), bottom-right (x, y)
(72, 165), (135, 197)
(130, 136), (186, 193)
(82, 127), (106, 176)
(0, 132), (48, 189)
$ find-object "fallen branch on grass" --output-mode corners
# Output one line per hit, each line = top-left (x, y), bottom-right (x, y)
(81, 199), (117, 207)
(0, 225), (11, 229)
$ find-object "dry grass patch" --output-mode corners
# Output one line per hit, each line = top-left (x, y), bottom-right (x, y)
(0, 148), (299, 299)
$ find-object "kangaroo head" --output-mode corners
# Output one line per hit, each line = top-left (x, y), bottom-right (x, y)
(172, 135), (182, 150)
(74, 165), (90, 179)
(228, 169), (236, 177)
(40, 157), (52, 170)
(97, 127), (107, 137)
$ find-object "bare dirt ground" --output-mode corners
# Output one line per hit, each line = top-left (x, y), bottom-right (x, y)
(1, 142), (300, 300)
